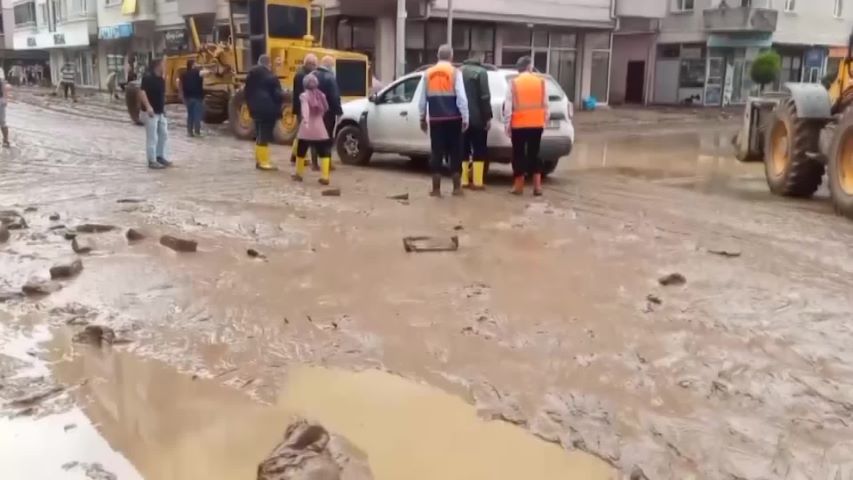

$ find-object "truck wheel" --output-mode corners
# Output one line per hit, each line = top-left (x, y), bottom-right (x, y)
(764, 98), (825, 197)
(125, 83), (143, 126)
(828, 106), (853, 219)
(228, 90), (255, 140)
(203, 92), (229, 124)
(541, 158), (559, 177)
(273, 105), (298, 145)
(336, 125), (372, 165)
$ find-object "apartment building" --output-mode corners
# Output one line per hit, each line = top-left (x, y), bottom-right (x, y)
(0, 0), (48, 77)
(638, 0), (853, 106)
(319, 0), (616, 105)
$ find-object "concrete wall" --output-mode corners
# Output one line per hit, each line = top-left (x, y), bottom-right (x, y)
(610, 33), (655, 104)
(616, 0), (666, 18)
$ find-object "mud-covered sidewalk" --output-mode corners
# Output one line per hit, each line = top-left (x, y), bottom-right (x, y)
(2, 95), (853, 480)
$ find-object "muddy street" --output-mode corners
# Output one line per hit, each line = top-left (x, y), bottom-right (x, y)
(2, 95), (853, 480)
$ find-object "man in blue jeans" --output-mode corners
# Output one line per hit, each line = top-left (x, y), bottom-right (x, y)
(180, 58), (204, 137)
(138, 58), (170, 169)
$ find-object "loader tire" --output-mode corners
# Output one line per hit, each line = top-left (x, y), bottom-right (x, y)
(125, 82), (143, 126)
(764, 98), (825, 197)
(203, 92), (229, 124)
(828, 106), (853, 219)
(228, 89), (255, 140)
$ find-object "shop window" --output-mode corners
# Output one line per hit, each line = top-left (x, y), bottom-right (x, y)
(503, 26), (531, 47)
(659, 44), (680, 58)
(406, 22), (425, 49)
(406, 21), (494, 72)
(590, 50), (610, 102)
(426, 22), (447, 49)
(679, 58), (705, 88)
(14, 2), (36, 26)
(549, 49), (576, 101)
(267, 5), (308, 39)
(551, 33), (577, 49)
(586, 32), (611, 50)
(533, 31), (548, 48)
(335, 18), (375, 60)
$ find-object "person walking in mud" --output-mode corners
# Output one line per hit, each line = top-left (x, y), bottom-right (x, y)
(504, 56), (548, 196)
(418, 44), (469, 197)
(180, 59), (205, 137)
(245, 54), (283, 171)
(0, 76), (12, 148)
(460, 55), (492, 190)
(291, 54), (318, 168)
(59, 61), (77, 102)
(292, 73), (332, 185)
(138, 58), (171, 170)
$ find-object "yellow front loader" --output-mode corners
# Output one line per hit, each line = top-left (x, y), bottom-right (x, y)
(735, 31), (853, 219)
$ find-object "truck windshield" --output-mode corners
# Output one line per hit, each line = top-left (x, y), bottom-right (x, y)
(267, 5), (308, 39)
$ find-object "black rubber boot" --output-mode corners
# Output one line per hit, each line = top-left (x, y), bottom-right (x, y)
(430, 175), (442, 197)
(452, 174), (464, 196)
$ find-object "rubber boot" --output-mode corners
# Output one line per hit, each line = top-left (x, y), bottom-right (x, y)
(255, 145), (276, 171)
(292, 156), (306, 181)
(452, 173), (464, 196)
(471, 160), (485, 190)
(510, 176), (524, 195)
(319, 156), (331, 185)
(290, 139), (299, 164)
(1, 127), (9, 148)
(533, 173), (543, 196)
(430, 175), (442, 197)
(461, 162), (470, 188)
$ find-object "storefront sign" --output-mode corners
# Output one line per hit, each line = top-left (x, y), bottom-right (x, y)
(26, 37), (36, 47)
(804, 48), (825, 69)
(53, 33), (65, 45)
(98, 23), (134, 40)
(164, 29), (188, 53)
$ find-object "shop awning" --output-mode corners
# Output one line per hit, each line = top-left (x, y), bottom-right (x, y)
(707, 33), (772, 49)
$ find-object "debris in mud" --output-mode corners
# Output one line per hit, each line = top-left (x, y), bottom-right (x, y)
(7, 385), (65, 408)
(403, 235), (459, 253)
(630, 466), (650, 480)
(453, 225), (464, 231)
(658, 272), (686, 286)
(49, 223), (66, 230)
(22, 279), (63, 296)
(64, 231), (77, 240)
(160, 234), (198, 252)
(257, 418), (374, 480)
(50, 259), (84, 279)
(530, 392), (621, 464)
(646, 294), (662, 305)
(76, 223), (117, 233)
(707, 247), (742, 258)
(71, 237), (94, 254)
(62, 462), (117, 480)
(64, 423), (77, 432)
(0, 290), (23, 302)
(125, 228), (145, 242)
(0, 210), (28, 229)
(473, 381), (527, 426)
(116, 198), (144, 204)
(49, 213), (60, 221)
(322, 188), (342, 197)
(24, 206), (38, 212)
(247, 248), (266, 259)
(72, 325), (117, 347)
(387, 193), (409, 201)
(0, 225), (8, 243)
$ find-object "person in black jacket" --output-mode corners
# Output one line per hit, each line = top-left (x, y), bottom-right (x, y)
(290, 54), (318, 167)
(180, 58), (205, 137)
(245, 54), (283, 171)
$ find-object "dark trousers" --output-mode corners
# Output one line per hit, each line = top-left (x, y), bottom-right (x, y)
(61, 82), (75, 99)
(255, 121), (275, 146)
(429, 119), (463, 174)
(296, 139), (332, 158)
(185, 97), (204, 134)
(464, 127), (488, 160)
(511, 127), (544, 176)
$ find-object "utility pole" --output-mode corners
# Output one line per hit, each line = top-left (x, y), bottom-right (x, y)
(446, 0), (454, 46)
(396, 0), (407, 77)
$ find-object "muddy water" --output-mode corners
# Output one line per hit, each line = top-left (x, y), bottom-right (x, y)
(44, 340), (614, 480)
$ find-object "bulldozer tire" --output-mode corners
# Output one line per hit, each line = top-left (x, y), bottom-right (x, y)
(228, 90), (255, 140)
(125, 83), (143, 126)
(828, 106), (853, 219)
(203, 92), (229, 124)
(764, 98), (825, 197)
(273, 106), (299, 145)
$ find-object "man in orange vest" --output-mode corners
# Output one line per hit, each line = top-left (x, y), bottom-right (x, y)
(503, 56), (549, 196)
(418, 44), (470, 197)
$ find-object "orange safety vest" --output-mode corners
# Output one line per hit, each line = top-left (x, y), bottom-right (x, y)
(510, 73), (547, 129)
(425, 62), (461, 122)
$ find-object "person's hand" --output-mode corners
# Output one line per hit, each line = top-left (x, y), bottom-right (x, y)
(420, 118), (428, 133)
(147, 109), (155, 118)
(462, 121), (469, 132)
(484, 121), (491, 131)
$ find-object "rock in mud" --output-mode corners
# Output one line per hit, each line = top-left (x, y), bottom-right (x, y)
(116, 198), (144, 204)
(0, 210), (27, 229)
(0, 225), (9, 243)
(50, 259), (84, 279)
(160, 235), (198, 252)
(24, 206), (37, 212)
(63, 231), (77, 240)
(0, 290), (23, 302)
(247, 248), (266, 259)
(126, 228), (146, 242)
(403, 235), (460, 253)
(387, 193), (409, 201)
(707, 247), (741, 258)
(646, 294), (662, 305)
(258, 419), (374, 480)
(71, 237), (94, 254)
(321, 188), (342, 197)
(8, 385), (65, 408)
(22, 279), (63, 296)
(658, 272), (686, 286)
(49, 213), (60, 221)
(75, 223), (117, 233)
(72, 325), (116, 347)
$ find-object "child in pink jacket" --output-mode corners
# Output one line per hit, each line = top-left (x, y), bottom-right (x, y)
(293, 73), (332, 185)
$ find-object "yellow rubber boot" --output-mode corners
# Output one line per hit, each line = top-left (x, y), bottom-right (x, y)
(461, 162), (470, 188)
(472, 160), (486, 190)
(319, 157), (331, 185)
(255, 145), (276, 171)
(292, 156), (306, 181)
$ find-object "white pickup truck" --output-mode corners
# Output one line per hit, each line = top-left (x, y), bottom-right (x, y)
(333, 66), (575, 176)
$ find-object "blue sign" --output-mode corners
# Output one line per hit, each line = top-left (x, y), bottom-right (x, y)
(98, 23), (133, 40)
(804, 48), (825, 69)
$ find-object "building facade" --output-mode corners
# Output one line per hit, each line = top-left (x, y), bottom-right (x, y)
(319, 0), (616, 106)
(632, 0), (853, 106)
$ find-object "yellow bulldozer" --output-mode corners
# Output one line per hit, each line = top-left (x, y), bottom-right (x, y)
(125, 0), (369, 144)
(734, 33), (853, 219)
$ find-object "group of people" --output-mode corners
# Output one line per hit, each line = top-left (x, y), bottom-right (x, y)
(4, 63), (49, 88)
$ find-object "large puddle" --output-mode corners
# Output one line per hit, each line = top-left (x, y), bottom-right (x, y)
(4, 339), (615, 480)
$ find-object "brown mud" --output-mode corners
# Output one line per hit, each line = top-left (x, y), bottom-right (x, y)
(2, 96), (853, 479)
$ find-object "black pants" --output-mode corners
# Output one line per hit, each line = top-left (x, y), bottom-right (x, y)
(464, 127), (488, 161)
(296, 139), (332, 158)
(511, 127), (544, 176)
(61, 82), (75, 99)
(429, 120), (463, 174)
(255, 121), (275, 146)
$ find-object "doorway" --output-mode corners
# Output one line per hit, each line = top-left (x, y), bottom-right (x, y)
(625, 61), (645, 103)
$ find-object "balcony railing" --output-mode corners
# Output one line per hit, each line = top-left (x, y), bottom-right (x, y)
(703, 6), (778, 33)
